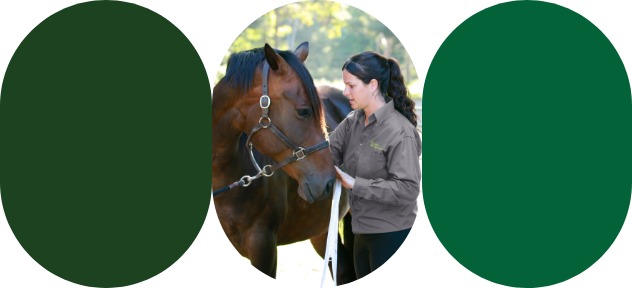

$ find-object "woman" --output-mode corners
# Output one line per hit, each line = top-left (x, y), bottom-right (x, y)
(329, 51), (422, 279)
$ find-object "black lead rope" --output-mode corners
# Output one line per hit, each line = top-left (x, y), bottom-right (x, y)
(212, 180), (245, 197)
(211, 139), (329, 196)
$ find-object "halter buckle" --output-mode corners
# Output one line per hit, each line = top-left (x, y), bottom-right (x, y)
(293, 147), (307, 160)
(260, 95), (270, 109)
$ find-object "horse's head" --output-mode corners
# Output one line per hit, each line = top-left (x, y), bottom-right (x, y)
(235, 42), (336, 203)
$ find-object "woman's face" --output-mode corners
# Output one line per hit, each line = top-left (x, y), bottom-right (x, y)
(342, 69), (373, 110)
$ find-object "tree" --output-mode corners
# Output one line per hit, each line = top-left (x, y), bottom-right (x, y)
(215, 1), (418, 97)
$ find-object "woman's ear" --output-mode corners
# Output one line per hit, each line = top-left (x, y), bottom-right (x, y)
(370, 79), (379, 94)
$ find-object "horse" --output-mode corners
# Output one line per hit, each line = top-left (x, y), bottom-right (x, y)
(211, 42), (356, 284)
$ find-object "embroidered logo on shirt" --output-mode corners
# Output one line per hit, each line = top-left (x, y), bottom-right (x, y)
(370, 140), (383, 151)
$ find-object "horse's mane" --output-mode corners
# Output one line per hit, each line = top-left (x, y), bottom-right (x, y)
(220, 47), (326, 134)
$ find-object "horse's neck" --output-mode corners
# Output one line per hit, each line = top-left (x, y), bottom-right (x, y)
(212, 108), (244, 169)
(212, 143), (238, 171)
(212, 85), (254, 170)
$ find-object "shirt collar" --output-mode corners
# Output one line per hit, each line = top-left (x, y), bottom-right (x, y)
(358, 97), (395, 126)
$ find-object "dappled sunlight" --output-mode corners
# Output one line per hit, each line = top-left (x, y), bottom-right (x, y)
(408, 79), (422, 99)
(277, 240), (333, 287)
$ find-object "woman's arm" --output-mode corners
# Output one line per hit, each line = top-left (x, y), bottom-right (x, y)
(349, 135), (422, 206)
(328, 112), (354, 167)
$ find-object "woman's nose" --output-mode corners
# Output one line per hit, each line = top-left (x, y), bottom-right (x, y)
(343, 87), (349, 96)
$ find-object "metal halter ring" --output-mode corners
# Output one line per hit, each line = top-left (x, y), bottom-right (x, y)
(293, 147), (307, 160)
(259, 116), (271, 128)
(261, 165), (274, 177)
(260, 95), (271, 109)
(240, 175), (252, 187)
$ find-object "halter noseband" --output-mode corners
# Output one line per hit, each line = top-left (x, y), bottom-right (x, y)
(213, 61), (330, 196)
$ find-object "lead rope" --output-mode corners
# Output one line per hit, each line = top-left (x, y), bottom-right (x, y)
(320, 177), (342, 287)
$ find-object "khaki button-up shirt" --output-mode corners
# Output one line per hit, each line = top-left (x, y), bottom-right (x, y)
(329, 99), (422, 234)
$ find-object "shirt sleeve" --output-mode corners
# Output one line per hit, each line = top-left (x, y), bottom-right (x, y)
(352, 135), (421, 206)
(328, 113), (353, 167)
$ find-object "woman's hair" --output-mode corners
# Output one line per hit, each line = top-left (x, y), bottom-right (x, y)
(342, 51), (418, 127)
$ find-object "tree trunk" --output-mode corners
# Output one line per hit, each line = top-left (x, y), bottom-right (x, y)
(375, 33), (384, 54)
(263, 12), (268, 44)
(274, 10), (279, 48)
(288, 18), (299, 49)
(383, 37), (394, 58)
(405, 51), (411, 85)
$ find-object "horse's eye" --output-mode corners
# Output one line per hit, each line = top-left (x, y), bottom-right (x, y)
(298, 109), (311, 118)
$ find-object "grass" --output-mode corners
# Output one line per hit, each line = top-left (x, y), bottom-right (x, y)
(339, 220), (345, 244)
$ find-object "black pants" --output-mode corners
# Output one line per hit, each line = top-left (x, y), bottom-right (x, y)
(353, 228), (411, 279)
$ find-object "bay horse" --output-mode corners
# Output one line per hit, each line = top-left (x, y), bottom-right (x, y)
(212, 42), (356, 284)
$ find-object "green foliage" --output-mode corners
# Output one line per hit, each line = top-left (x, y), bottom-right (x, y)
(215, 1), (419, 97)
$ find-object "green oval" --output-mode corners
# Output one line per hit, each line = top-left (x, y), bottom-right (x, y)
(423, 1), (631, 287)
(0, 1), (211, 287)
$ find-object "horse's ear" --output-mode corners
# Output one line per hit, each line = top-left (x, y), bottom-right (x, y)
(264, 43), (286, 75)
(294, 41), (309, 63)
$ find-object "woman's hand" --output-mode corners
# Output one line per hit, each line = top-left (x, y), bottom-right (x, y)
(334, 166), (355, 189)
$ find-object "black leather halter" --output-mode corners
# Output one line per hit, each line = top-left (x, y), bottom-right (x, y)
(213, 62), (330, 196)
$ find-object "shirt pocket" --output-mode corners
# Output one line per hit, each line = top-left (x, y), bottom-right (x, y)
(356, 146), (388, 179)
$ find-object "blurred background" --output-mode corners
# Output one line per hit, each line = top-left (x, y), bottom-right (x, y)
(216, 2), (422, 286)
(214, 1), (421, 100)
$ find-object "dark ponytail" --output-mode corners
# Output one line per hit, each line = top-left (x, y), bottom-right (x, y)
(387, 58), (418, 127)
(342, 51), (418, 127)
